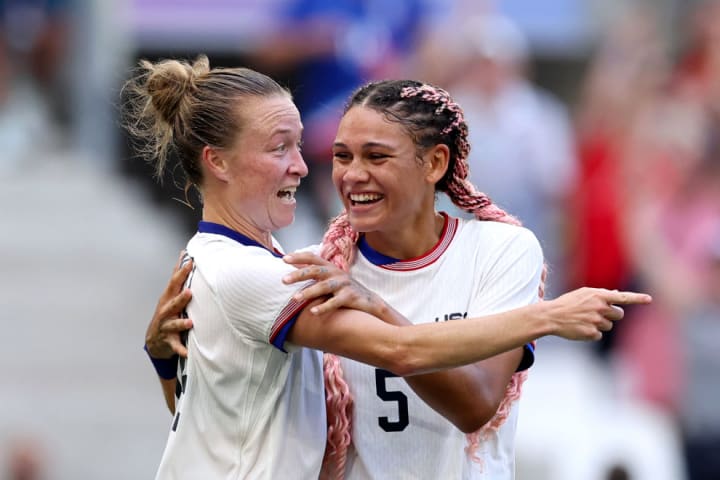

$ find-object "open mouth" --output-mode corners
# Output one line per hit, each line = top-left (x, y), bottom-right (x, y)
(277, 186), (297, 201)
(349, 193), (383, 206)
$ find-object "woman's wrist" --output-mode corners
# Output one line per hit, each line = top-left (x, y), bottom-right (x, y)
(144, 344), (179, 380)
(525, 301), (554, 339)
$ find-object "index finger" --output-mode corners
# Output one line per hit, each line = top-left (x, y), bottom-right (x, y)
(159, 288), (193, 317)
(168, 258), (193, 289)
(173, 250), (186, 270)
(604, 291), (653, 305)
(283, 252), (330, 267)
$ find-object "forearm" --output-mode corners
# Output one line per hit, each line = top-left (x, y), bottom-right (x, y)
(390, 303), (549, 375)
(160, 378), (176, 414)
(284, 253), (648, 369)
(144, 346), (180, 414)
(403, 349), (524, 433)
(369, 287), (530, 430)
(293, 301), (551, 376)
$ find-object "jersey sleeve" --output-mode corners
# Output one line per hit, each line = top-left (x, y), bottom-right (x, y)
(469, 226), (544, 371)
(215, 249), (314, 352)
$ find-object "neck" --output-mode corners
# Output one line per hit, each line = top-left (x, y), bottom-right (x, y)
(363, 211), (445, 260)
(202, 203), (273, 250)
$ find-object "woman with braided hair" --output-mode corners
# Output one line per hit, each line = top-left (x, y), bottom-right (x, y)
(287, 79), (547, 479)
(134, 59), (651, 480)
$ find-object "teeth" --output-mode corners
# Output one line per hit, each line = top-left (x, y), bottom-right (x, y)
(278, 186), (297, 199)
(349, 193), (382, 202)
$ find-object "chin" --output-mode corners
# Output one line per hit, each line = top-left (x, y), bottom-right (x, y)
(346, 216), (378, 233)
(271, 214), (295, 231)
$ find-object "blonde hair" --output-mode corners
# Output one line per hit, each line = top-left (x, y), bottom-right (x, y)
(122, 55), (289, 191)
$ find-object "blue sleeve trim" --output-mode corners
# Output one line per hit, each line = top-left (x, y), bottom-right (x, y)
(270, 313), (300, 353)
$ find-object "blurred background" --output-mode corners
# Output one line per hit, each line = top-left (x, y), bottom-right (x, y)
(2, 0), (719, 479)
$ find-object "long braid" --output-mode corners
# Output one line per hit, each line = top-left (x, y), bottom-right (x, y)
(319, 212), (358, 271)
(318, 213), (358, 479)
(400, 83), (547, 459)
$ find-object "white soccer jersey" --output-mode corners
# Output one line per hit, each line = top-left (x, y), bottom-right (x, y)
(341, 213), (543, 480)
(154, 222), (326, 480)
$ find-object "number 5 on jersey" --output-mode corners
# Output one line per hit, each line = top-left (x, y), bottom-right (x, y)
(375, 369), (409, 432)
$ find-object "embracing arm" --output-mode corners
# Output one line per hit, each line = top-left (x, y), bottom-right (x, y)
(335, 292), (522, 432)
(157, 378), (178, 415)
(370, 300), (523, 432)
(144, 255), (194, 414)
(402, 352), (522, 433)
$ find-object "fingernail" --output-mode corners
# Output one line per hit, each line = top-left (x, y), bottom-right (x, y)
(310, 306), (318, 314)
(283, 255), (292, 261)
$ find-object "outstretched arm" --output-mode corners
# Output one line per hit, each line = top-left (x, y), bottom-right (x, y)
(284, 252), (648, 430)
(287, 283), (647, 376)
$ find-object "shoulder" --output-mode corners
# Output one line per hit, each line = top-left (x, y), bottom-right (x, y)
(457, 219), (543, 265)
(188, 233), (295, 291)
(459, 218), (539, 246)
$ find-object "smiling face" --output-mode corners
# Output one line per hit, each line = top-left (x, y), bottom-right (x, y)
(212, 94), (307, 237)
(332, 106), (441, 239)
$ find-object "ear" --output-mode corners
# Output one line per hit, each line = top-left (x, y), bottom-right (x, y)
(424, 144), (450, 185)
(200, 145), (231, 183)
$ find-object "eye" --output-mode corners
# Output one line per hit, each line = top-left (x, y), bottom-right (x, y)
(296, 139), (304, 152)
(333, 151), (351, 162)
(368, 152), (389, 160)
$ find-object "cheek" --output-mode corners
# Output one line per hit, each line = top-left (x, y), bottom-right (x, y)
(331, 165), (344, 191)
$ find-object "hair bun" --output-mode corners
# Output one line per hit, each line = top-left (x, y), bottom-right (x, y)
(143, 55), (209, 125)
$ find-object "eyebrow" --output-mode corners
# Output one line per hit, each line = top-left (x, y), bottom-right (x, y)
(333, 141), (394, 149)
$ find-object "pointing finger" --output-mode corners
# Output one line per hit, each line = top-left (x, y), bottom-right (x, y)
(605, 291), (652, 305)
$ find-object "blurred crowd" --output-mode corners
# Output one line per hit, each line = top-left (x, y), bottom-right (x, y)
(0, 0), (71, 168)
(2, 0), (719, 479)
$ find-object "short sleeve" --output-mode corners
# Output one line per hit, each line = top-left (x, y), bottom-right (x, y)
(215, 249), (314, 352)
(470, 226), (543, 314)
(469, 226), (544, 371)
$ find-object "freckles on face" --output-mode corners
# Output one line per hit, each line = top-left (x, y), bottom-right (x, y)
(228, 95), (307, 231)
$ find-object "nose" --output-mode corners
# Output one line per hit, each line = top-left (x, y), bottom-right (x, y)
(289, 149), (309, 178)
(340, 159), (369, 183)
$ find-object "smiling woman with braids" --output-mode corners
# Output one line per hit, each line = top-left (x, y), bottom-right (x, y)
(303, 80), (546, 479)
(135, 61), (652, 480)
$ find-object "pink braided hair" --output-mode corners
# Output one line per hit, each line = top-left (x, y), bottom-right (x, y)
(318, 214), (357, 480)
(400, 83), (547, 459)
(318, 80), (548, 476)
